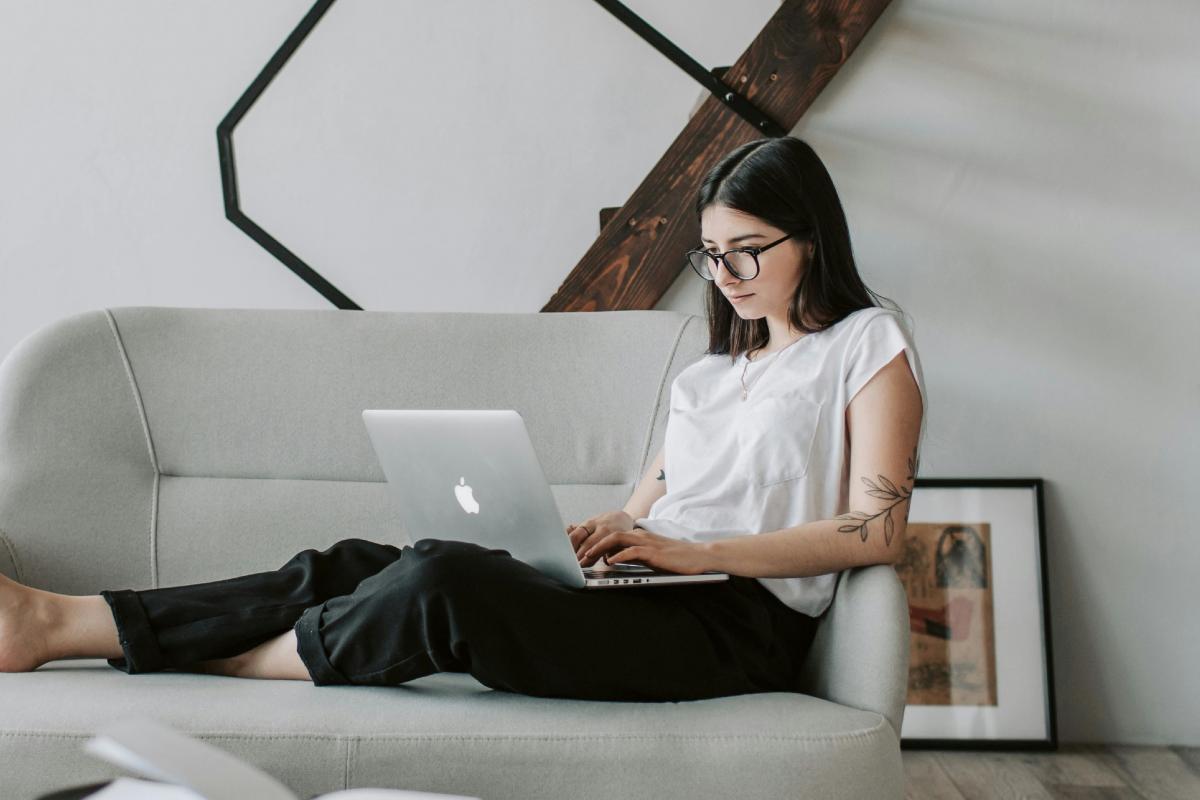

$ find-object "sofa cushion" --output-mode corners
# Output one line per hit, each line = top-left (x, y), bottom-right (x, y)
(1, 658), (903, 799)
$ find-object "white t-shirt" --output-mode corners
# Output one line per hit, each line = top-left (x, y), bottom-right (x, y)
(635, 306), (928, 617)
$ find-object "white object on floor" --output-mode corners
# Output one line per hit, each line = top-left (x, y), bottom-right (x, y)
(82, 716), (480, 800)
(84, 777), (204, 799)
(84, 777), (478, 800)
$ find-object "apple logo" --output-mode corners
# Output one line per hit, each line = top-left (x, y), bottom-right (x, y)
(454, 476), (480, 514)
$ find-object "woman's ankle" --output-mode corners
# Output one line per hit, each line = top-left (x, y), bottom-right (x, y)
(46, 594), (124, 661)
(0, 577), (60, 671)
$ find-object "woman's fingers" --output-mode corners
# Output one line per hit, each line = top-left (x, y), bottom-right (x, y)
(578, 531), (606, 559)
(584, 530), (620, 557)
(569, 524), (600, 555)
(607, 548), (630, 565)
(581, 530), (638, 566)
(577, 529), (613, 566)
(570, 518), (639, 563)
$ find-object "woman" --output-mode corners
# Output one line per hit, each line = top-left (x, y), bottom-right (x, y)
(0, 136), (925, 702)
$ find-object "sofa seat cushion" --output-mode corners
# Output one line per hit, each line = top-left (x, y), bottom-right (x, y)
(0, 658), (903, 799)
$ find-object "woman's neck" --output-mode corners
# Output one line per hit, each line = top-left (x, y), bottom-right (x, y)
(748, 333), (806, 362)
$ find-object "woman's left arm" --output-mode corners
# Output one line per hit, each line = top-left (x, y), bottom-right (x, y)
(702, 349), (924, 579)
(584, 349), (924, 577)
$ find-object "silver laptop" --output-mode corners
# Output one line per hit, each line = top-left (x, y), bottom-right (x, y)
(362, 409), (729, 589)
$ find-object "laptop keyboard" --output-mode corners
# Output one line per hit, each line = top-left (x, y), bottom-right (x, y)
(583, 564), (659, 577)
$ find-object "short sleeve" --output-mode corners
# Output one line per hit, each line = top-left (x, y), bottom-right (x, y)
(844, 310), (923, 410)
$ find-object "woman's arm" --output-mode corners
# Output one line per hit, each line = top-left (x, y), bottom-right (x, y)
(702, 350), (923, 578)
(621, 444), (667, 521)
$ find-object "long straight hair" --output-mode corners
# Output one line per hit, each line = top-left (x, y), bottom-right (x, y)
(695, 137), (904, 363)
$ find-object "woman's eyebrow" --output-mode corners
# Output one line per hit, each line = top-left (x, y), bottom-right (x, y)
(701, 233), (765, 244)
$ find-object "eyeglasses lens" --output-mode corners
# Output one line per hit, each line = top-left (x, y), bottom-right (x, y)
(687, 251), (756, 280)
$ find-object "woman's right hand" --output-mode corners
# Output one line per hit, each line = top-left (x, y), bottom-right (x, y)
(565, 510), (637, 564)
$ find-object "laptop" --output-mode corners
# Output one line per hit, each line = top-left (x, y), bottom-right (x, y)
(362, 409), (730, 589)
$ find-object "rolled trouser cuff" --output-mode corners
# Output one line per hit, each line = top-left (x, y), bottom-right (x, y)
(294, 603), (353, 686)
(100, 589), (167, 674)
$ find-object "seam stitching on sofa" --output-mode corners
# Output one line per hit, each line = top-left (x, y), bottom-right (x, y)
(153, 474), (632, 486)
(0, 716), (891, 744)
(634, 314), (694, 480)
(346, 736), (355, 789)
(0, 527), (25, 583)
(104, 309), (162, 588)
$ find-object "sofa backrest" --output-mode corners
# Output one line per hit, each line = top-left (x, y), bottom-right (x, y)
(0, 307), (708, 594)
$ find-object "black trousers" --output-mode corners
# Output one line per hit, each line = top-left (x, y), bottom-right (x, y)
(99, 537), (821, 702)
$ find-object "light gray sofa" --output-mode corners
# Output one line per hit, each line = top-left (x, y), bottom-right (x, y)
(0, 307), (910, 799)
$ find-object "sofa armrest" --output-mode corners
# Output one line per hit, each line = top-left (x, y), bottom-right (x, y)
(795, 564), (910, 737)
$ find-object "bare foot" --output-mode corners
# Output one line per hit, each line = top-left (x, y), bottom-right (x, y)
(0, 572), (57, 672)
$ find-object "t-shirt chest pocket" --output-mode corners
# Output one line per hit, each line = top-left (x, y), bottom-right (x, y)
(735, 389), (824, 487)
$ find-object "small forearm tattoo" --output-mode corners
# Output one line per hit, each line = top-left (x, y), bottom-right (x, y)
(657, 469), (665, 481)
(835, 446), (918, 546)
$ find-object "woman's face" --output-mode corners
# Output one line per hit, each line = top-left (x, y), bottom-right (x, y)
(699, 204), (811, 321)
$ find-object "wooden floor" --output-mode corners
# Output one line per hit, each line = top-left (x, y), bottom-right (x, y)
(903, 746), (1200, 799)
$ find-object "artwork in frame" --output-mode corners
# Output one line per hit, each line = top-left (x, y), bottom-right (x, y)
(897, 478), (1057, 750)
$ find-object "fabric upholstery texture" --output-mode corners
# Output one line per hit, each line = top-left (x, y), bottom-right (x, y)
(0, 307), (908, 799)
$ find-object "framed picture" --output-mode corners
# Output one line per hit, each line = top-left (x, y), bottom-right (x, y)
(897, 478), (1057, 750)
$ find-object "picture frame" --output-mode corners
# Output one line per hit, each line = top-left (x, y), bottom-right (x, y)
(897, 478), (1057, 750)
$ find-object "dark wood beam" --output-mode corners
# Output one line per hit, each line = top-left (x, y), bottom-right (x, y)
(544, 0), (893, 312)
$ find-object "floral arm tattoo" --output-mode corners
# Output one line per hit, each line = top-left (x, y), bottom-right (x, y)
(834, 444), (918, 547)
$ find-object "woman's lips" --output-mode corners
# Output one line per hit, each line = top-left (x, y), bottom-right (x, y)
(730, 293), (754, 303)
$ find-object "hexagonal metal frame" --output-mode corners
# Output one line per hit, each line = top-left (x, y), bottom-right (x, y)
(216, 0), (361, 310)
(215, 0), (788, 311)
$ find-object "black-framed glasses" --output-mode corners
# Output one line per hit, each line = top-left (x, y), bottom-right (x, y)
(685, 232), (795, 281)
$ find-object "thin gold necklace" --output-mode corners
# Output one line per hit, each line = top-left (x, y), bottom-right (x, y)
(739, 336), (805, 401)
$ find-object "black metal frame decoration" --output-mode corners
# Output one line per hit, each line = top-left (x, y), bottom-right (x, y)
(216, 0), (356, 309)
(591, 0), (788, 137)
(215, 0), (786, 309)
(898, 478), (1058, 750)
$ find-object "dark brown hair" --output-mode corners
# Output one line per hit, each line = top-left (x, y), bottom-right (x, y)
(694, 137), (903, 363)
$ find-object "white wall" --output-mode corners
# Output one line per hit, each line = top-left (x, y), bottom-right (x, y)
(0, 0), (778, 318)
(2, 1), (1197, 745)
